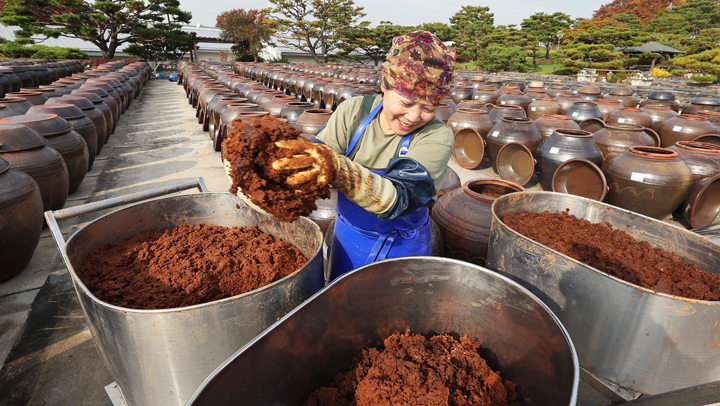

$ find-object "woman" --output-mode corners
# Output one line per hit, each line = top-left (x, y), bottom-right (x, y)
(273, 30), (456, 281)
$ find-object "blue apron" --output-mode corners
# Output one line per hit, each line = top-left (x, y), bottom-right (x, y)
(328, 102), (432, 281)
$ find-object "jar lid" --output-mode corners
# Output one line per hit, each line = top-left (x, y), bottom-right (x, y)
(0, 157), (9, 175)
(691, 97), (720, 106)
(72, 86), (109, 98)
(27, 103), (86, 120)
(81, 82), (114, 92)
(0, 123), (47, 152)
(1, 113), (72, 137)
(648, 90), (675, 100)
(67, 91), (102, 103)
(47, 95), (94, 110)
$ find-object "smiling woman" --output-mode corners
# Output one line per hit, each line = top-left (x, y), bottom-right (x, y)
(269, 30), (457, 281)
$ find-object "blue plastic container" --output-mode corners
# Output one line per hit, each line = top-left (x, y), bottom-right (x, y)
(169, 74), (178, 82)
(157, 73), (164, 79)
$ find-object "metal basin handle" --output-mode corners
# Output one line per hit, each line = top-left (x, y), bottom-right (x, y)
(44, 177), (208, 248)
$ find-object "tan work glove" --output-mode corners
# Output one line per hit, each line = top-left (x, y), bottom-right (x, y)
(272, 139), (397, 214)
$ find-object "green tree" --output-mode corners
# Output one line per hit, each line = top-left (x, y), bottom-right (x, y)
(682, 28), (720, 53)
(337, 21), (412, 65)
(672, 0), (720, 36)
(672, 48), (720, 77)
(0, 0), (192, 59)
(125, 14), (192, 63)
(520, 12), (573, 60)
(216, 9), (275, 63)
(479, 25), (537, 67)
(0, 42), (88, 59)
(261, 0), (369, 64)
(476, 44), (531, 72)
(415, 22), (456, 42)
(555, 42), (634, 70)
(449, 5), (494, 62)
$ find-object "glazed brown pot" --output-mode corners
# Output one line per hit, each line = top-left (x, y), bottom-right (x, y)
(595, 99), (622, 121)
(450, 85), (475, 104)
(434, 166), (461, 207)
(431, 179), (524, 266)
(535, 129), (603, 191)
(47, 95), (107, 153)
(545, 84), (572, 98)
(456, 100), (489, 112)
(0, 113), (88, 195)
(209, 99), (247, 141)
(606, 107), (653, 128)
(295, 109), (332, 135)
(554, 95), (580, 115)
(605, 87), (638, 108)
(698, 111), (720, 127)
(0, 104), (20, 120)
(264, 95), (297, 117)
(566, 101), (603, 124)
(0, 123), (69, 212)
(27, 103), (98, 171)
(452, 128), (485, 169)
(496, 91), (531, 113)
(681, 97), (720, 116)
(255, 90), (285, 110)
(658, 114), (718, 148)
(434, 103), (454, 123)
(486, 117), (541, 172)
(641, 105), (678, 133)
(593, 123), (657, 172)
(605, 146), (693, 219)
(487, 105), (526, 126)
(472, 85), (499, 104)
(667, 141), (720, 182)
(496, 86), (521, 96)
(205, 94), (242, 131)
(682, 173), (720, 229)
(74, 86), (119, 134)
(640, 91), (681, 112)
(0, 97), (33, 114)
(6, 91), (48, 106)
(280, 101), (315, 124)
(447, 107), (494, 139)
(527, 98), (560, 121)
(0, 157), (44, 282)
(532, 114), (581, 141)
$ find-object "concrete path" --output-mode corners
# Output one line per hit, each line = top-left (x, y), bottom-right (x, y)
(0, 77), (620, 406)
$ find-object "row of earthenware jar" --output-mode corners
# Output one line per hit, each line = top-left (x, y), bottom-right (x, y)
(177, 61), (383, 153)
(0, 60), (151, 283)
(435, 78), (720, 265)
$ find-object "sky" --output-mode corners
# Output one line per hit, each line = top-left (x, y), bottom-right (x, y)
(184, 0), (610, 28)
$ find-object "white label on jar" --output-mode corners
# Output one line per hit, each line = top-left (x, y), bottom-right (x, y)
(673, 126), (682, 132)
(530, 107), (537, 111)
(491, 131), (500, 137)
(630, 172), (646, 182)
(617, 118), (626, 123)
(451, 122), (457, 127)
(549, 147), (560, 154)
(501, 100), (506, 105)
(572, 112), (579, 117)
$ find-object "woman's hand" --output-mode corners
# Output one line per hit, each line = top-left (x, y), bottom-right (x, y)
(272, 139), (337, 192)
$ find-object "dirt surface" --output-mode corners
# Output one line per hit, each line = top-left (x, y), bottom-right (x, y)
(223, 115), (332, 222)
(78, 224), (307, 309)
(303, 330), (519, 406)
(503, 210), (720, 301)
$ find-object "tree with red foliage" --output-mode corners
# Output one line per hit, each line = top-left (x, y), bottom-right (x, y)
(593, 0), (684, 24)
(216, 9), (275, 63)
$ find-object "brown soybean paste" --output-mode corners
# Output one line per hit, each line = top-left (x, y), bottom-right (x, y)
(303, 330), (519, 406)
(223, 115), (332, 222)
(503, 210), (720, 301)
(79, 224), (307, 309)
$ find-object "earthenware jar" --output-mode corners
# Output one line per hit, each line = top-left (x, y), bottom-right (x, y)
(682, 173), (720, 229)
(546, 84), (572, 98)
(640, 91), (681, 112)
(606, 107), (652, 128)
(452, 128), (485, 169)
(527, 98), (560, 120)
(535, 129), (604, 191)
(605, 87), (638, 108)
(577, 85), (602, 101)
(0, 123), (69, 212)
(1, 113), (88, 195)
(667, 141), (720, 182)
(431, 178), (524, 266)
(472, 85), (499, 104)
(280, 101), (315, 124)
(605, 146), (694, 219)
(658, 114), (718, 148)
(434, 103), (454, 123)
(449, 85), (474, 105)
(0, 157), (44, 282)
(74, 86), (119, 133)
(0, 105), (19, 120)
(27, 104), (98, 171)
(595, 99), (622, 121)
(555, 95), (580, 115)
(456, 100), (489, 112)
(505, 81), (526, 92)
(47, 96), (107, 153)
(435, 166), (461, 206)
(566, 101), (603, 124)
(486, 78), (503, 90)
(681, 97), (720, 116)
(486, 117), (542, 171)
(0, 71), (14, 96)
(0, 97), (33, 114)
(25, 86), (61, 99)
(308, 188), (338, 232)
(321, 81), (346, 110)
(641, 105), (678, 132)
(70, 91), (114, 137)
(532, 114), (581, 141)
(593, 123), (657, 172)
(487, 105), (526, 126)
(263, 95), (297, 117)
(447, 107), (494, 139)
(699, 111), (720, 127)
(295, 109), (332, 135)
(496, 90), (531, 113)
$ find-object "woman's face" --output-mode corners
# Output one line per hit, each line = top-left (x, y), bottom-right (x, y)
(379, 89), (439, 135)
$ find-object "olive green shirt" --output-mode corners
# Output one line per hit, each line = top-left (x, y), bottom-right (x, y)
(316, 95), (454, 199)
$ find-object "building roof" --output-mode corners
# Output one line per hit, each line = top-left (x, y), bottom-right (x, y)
(614, 41), (686, 54)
